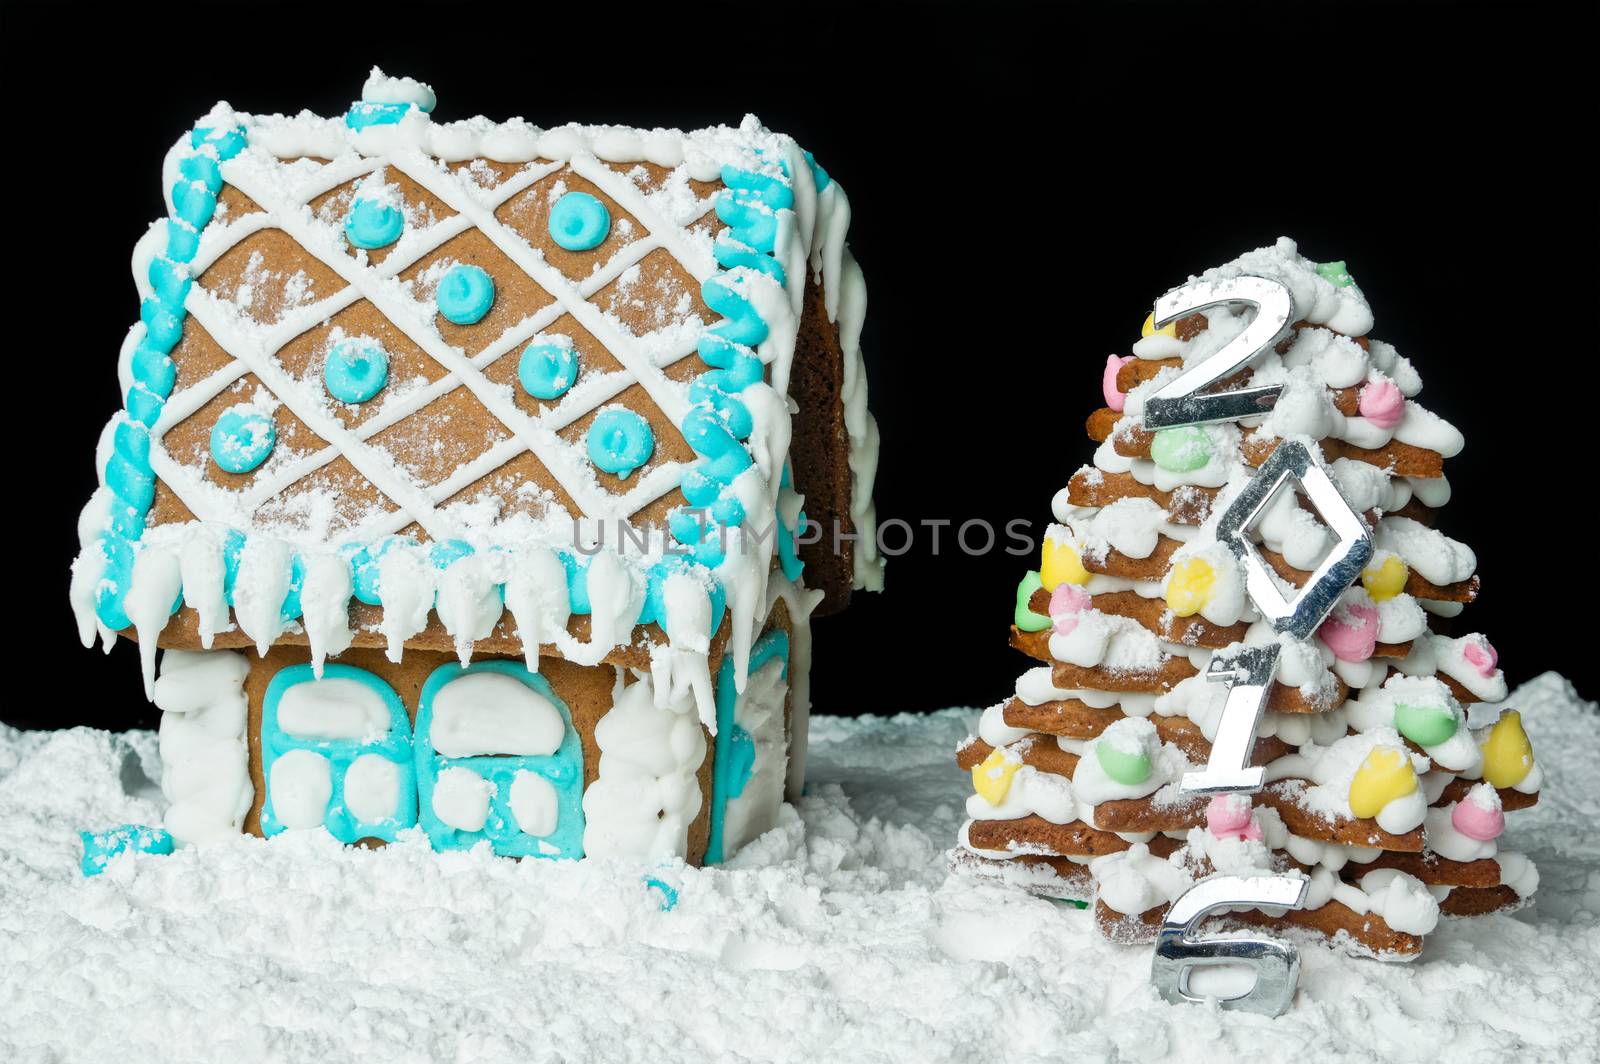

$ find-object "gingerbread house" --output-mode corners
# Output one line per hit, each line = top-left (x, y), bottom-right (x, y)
(68, 70), (883, 865)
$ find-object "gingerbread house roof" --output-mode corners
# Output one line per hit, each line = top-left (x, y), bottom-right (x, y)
(70, 69), (883, 725)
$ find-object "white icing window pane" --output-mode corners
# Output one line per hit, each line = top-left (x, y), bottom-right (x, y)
(344, 754), (402, 823)
(269, 749), (332, 830)
(509, 770), (559, 837)
(430, 673), (564, 757)
(432, 766), (492, 832)
(277, 678), (393, 742)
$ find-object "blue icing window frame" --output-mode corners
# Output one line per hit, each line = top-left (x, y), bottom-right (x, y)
(704, 629), (789, 865)
(413, 660), (585, 859)
(260, 664), (419, 844)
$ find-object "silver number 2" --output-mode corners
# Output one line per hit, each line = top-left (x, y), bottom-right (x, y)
(1142, 275), (1294, 430)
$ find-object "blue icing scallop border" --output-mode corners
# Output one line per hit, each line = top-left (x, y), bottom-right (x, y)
(93, 121), (248, 632)
(668, 156), (814, 573)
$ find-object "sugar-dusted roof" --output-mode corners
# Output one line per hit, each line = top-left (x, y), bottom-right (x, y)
(71, 70), (883, 728)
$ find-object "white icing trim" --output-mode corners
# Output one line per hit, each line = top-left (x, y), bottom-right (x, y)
(154, 649), (252, 845)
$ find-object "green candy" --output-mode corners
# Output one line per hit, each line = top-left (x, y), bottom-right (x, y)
(1150, 427), (1212, 472)
(1096, 739), (1153, 786)
(1014, 571), (1052, 633)
(1316, 260), (1355, 287)
(1395, 702), (1458, 747)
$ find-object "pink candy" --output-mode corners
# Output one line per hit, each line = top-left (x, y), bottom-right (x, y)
(1318, 603), (1379, 663)
(1103, 355), (1135, 413)
(1206, 794), (1263, 842)
(1358, 379), (1405, 429)
(1463, 637), (1499, 678)
(1050, 584), (1092, 636)
(1451, 798), (1505, 842)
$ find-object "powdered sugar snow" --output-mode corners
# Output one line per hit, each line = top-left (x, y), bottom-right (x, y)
(3, 674), (1598, 1063)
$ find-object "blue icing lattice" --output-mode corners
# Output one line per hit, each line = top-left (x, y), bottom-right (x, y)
(209, 406), (276, 474)
(436, 264), (495, 325)
(345, 198), (404, 250)
(93, 118), (249, 631)
(324, 338), (390, 404)
(80, 824), (173, 877)
(704, 629), (789, 865)
(587, 408), (654, 479)
(414, 661), (585, 858)
(518, 339), (579, 401)
(548, 191), (610, 252)
(261, 664), (418, 844)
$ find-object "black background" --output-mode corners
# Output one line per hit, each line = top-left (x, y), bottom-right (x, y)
(6, 0), (1595, 731)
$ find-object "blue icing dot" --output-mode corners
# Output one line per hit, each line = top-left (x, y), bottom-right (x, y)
(548, 191), (610, 252)
(106, 452), (155, 512)
(140, 298), (185, 353)
(561, 551), (590, 615)
(148, 258), (191, 307)
(803, 150), (832, 191)
(279, 555), (306, 622)
(80, 825), (173, 877)
(345, 101), (412, 131)
(209, 406), (276, 474)
(346, 536), (413, 605)
(94, 536), (135, 629)
(643, 876), (679, 912)
(518, 340), (579, 400)
(429, 539), (475, 570)
(436, 264), (495, 325)
(171, 179), (217, 230)
(125, 384), (165, 428)
(222, 529), (246, 602)
(114, 419), (151, 467)
(179, 153), (223, 195)
(324, 338), (390, 404)
(190, 125), (247, 160)
(345, 198), (404, 250)
(131, 342), (176, 396)
(165, 219), (200, 263)
(587, 409), (654, 479)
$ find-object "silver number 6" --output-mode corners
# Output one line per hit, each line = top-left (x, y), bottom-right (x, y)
(1152, 874), (1310, 1016)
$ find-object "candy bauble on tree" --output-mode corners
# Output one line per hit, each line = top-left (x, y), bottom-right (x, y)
(956, 238), (1542, 961)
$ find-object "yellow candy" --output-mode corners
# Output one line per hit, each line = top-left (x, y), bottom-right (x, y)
(1165, 557), (1215, 617)
(972, 747), (1023, 805)
(1041, 538), (1091, 591)
(1141, 312), (1178, 340)
(1482, 710), (1534, 789)
(1348, 747), (1418, 819)
(1362, 554), (1409, 602)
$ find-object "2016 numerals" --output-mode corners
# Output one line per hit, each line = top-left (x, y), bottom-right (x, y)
(1141, 274), (1372, 1018)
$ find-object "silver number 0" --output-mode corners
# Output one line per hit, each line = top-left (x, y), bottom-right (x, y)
(1181, 440), (1374, 794)
(1141, 274), (1373, 1017)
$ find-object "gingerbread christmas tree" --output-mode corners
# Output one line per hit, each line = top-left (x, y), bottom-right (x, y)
(954, 238), (1541, 960)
